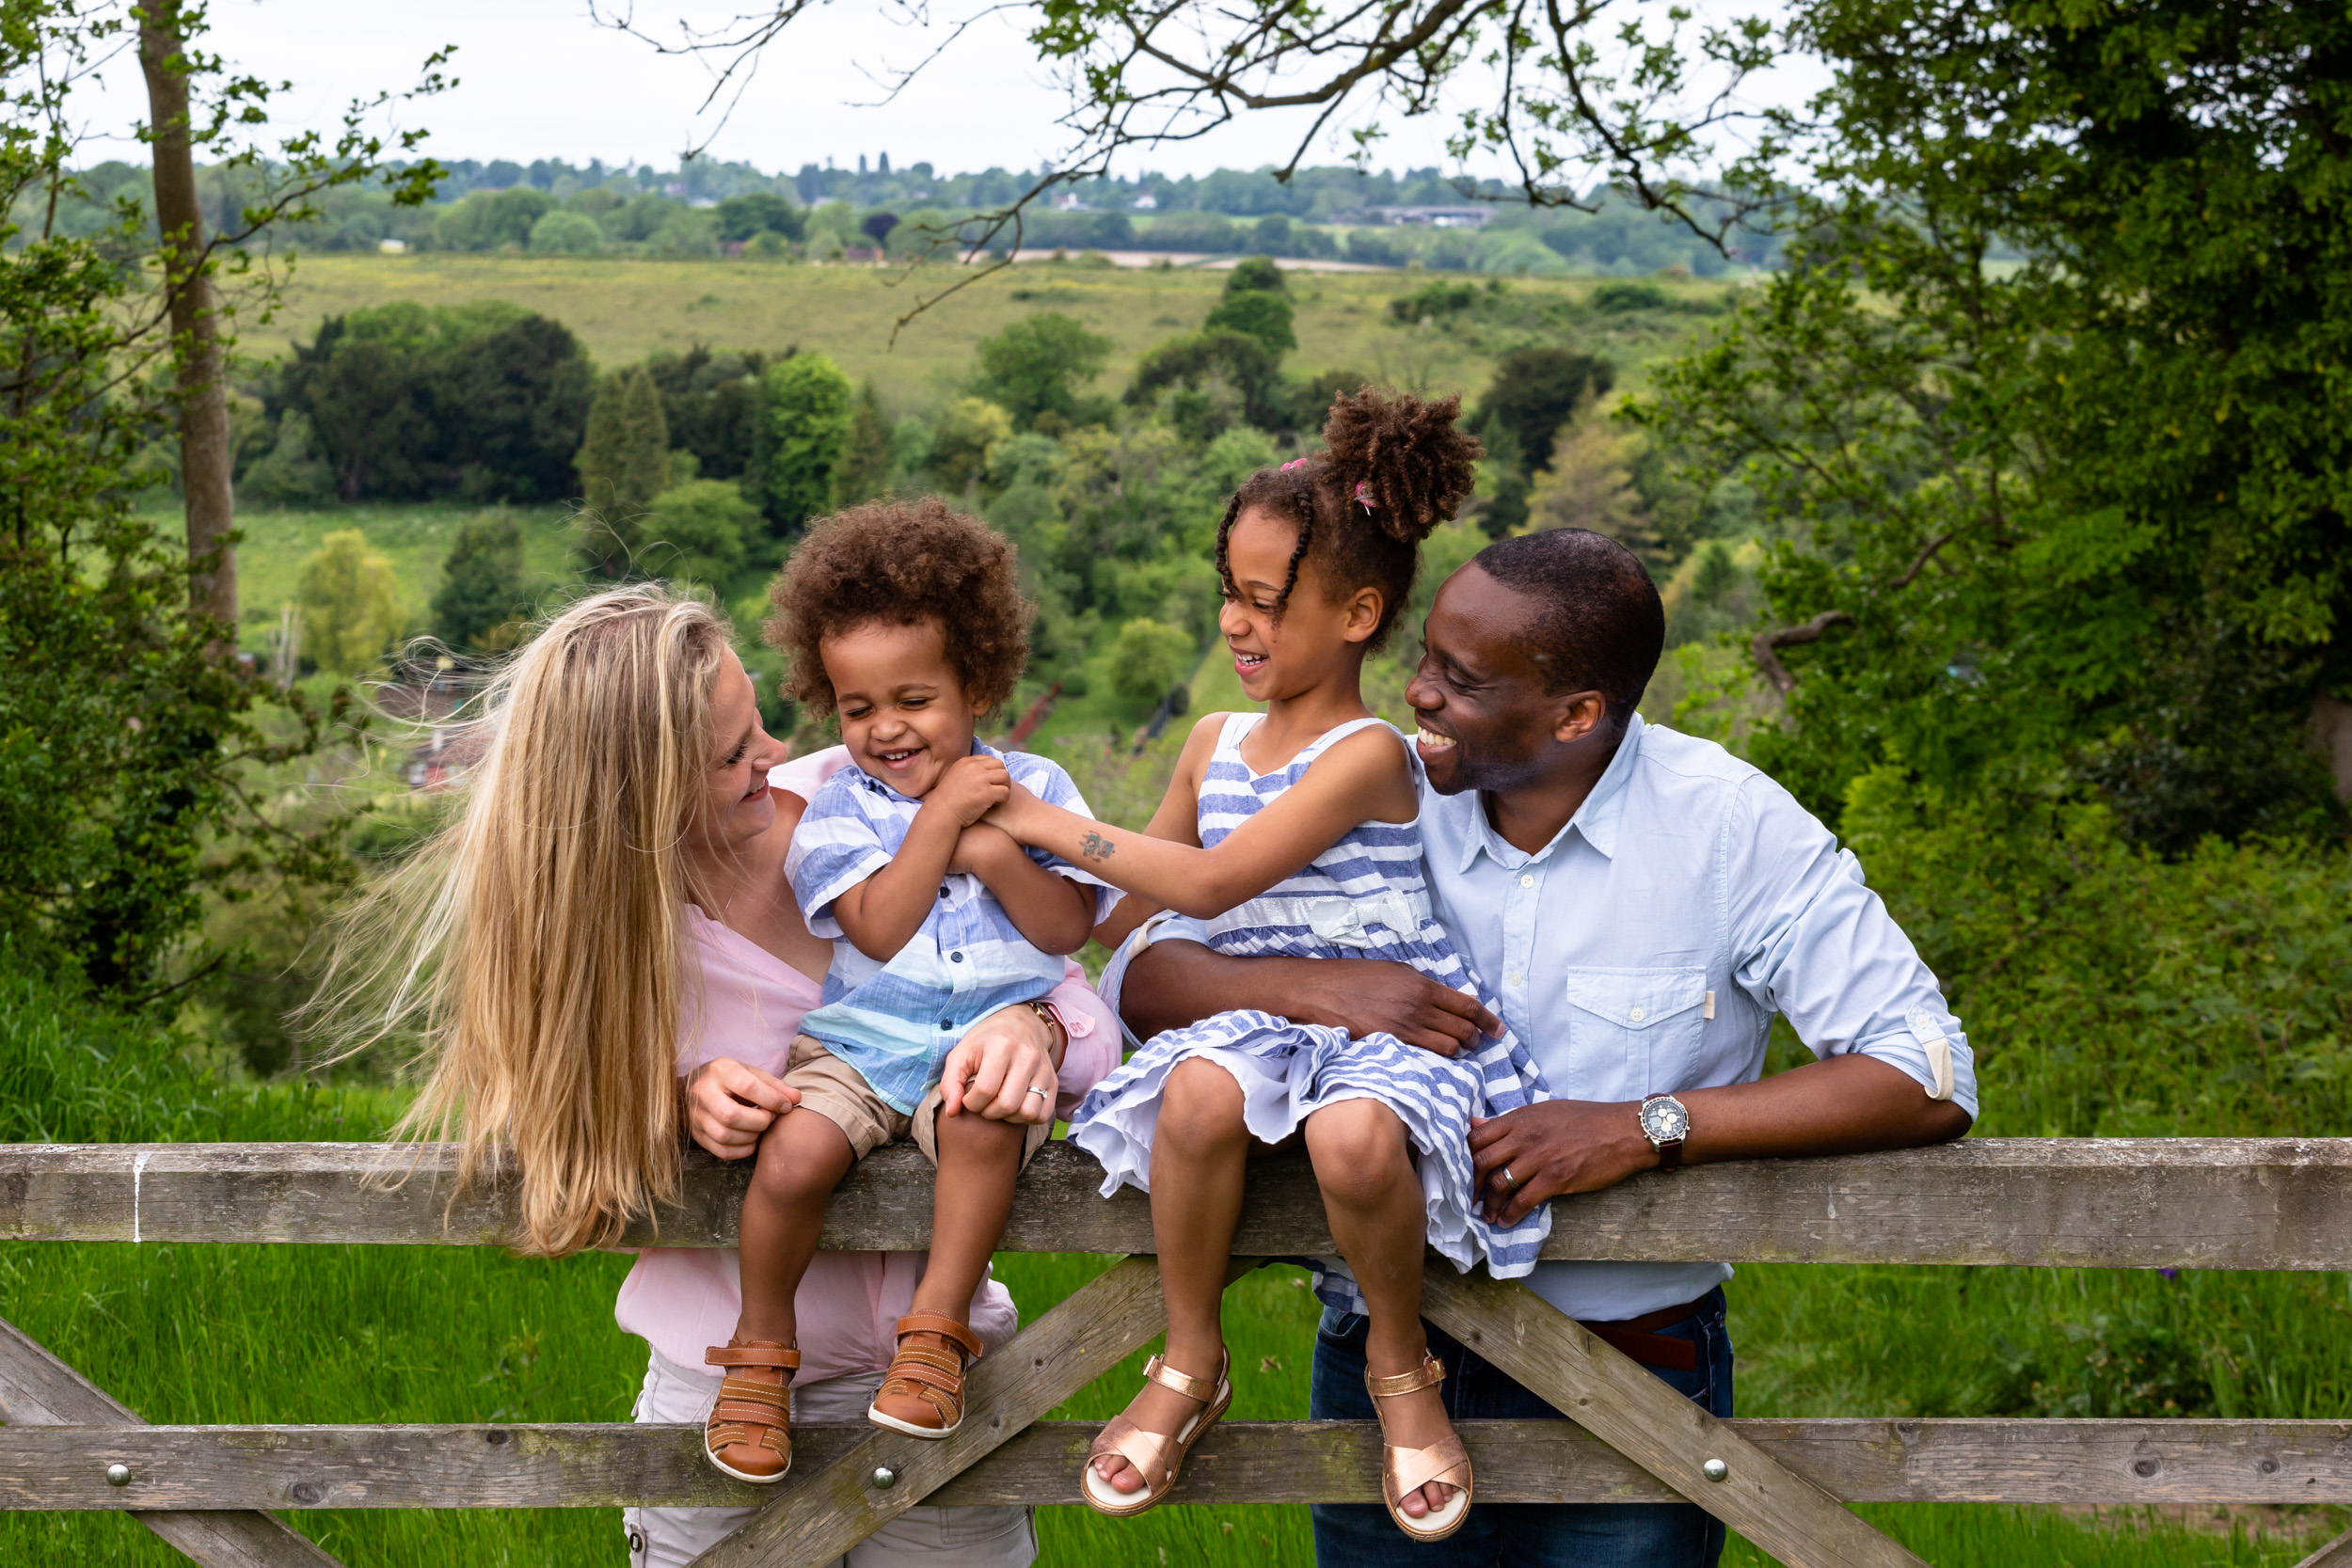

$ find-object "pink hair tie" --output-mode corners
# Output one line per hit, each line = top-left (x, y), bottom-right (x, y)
(1354, 480), (1375, 514)
(1280, 457), (1310, 470)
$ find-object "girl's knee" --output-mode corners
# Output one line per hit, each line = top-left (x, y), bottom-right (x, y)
(1306, 1101), (1409, 1197)
(1158, 1059), (1248, 1148)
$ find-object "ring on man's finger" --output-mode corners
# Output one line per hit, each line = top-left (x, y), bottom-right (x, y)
(1501, 1164), (1518, 1190)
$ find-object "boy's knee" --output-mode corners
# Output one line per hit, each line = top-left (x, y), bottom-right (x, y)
(932, 1106), (1026, 1163)
(750, 1111), (848, 1205)
(1306, 1101), (1408, 1203)
(1158, 1058), (1247, 1148)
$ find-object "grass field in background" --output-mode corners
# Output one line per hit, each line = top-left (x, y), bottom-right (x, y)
(238, 255), (1731, 409)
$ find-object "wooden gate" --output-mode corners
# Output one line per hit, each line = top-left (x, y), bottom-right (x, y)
(5, 1137), (2352, 1567)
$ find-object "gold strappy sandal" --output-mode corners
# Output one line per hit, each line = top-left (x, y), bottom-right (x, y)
(1079, 1350), (1232, 1517)
(702, 1338), (800, 1483)
(867, 1313), (987, 1438)
(1367, 1353), (1472, 1542)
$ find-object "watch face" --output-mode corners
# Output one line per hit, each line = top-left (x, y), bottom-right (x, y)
(1641, 1097), (1690, 1143)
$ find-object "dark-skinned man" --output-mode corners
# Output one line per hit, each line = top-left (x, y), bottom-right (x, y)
(1099, 529), (1975, 1568)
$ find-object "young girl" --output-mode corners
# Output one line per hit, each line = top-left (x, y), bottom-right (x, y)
(985, 389), (1550, 1541)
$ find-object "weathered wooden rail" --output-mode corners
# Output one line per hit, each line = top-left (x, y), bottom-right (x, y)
(4, 1139), (2350, 1568)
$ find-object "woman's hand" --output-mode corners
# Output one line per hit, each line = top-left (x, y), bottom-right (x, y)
(939, 1002), (1064, 1126)
(683, 1058), (801, 1160)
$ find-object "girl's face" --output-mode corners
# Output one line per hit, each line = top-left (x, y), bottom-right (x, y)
(822, 617), (981, 800)
(1219, 505), (1382, 703)
(692, 649), (789, 856)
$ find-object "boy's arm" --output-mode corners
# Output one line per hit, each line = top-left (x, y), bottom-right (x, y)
(956, 827), (1100, 955)
(830, 755), (1009, 959)
(987, 725), (1415, 920)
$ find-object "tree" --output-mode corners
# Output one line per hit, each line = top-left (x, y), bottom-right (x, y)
(529, 209), (604, 254)
(1124, 329), (1288, 436)
(971, 313), (1112, 429)
(1477, 347), (1613, 475)
(751, 353), (854, 541)
(836, 382), (894, 504)
(859, 211), (898, 248)
(639, 480), (755, 588)
(297, 531), (403, 675)
(1109, 618), (1195, 705)
(430, 514), (527, 654)
(579, 367), (672, 512)
(1633, 0), (2352, 846)
(126, 2), (446, 626)
(718, 191), (803, 244)
(929, 398), (1016, 494)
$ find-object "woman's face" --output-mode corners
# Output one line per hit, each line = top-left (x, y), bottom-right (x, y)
(692, 649), (789, 856)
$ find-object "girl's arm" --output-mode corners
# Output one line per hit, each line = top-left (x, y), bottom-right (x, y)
(989, 724), (1415, 921)
(1086, 714), (1219, 949)
(954, 825), (1100, 955)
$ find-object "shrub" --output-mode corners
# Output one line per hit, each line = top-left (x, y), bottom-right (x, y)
(297, 531), (403, 675)
(752, 353), (855, 541)
(528, 210), (604, 255)
(638, 479), (756, 588)
(430, 513), (528, 654)
(1109, 618), (1196, 705)
(1844, 772), (2352, 1138)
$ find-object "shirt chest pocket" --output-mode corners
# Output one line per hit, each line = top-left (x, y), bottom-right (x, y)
(1559, 966), (1709, 1098)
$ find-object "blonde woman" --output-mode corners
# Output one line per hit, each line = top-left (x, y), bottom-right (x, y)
(317, 587), (1118, 1566)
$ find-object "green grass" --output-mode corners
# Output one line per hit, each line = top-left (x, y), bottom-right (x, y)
(242, 254), (1727, 408)
(211, 499), (580, 651)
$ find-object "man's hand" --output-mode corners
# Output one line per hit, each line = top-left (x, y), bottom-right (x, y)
(928, 753), (1012, 829)
(1291, 958), (1502, 1056)
(684, 1058), (801, 1160)
(940, 1002), (1063, 1125)
(1469, 1101), (1654, 1227)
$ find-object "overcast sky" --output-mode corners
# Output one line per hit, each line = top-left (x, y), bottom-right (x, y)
(71, 0), (1814, 182)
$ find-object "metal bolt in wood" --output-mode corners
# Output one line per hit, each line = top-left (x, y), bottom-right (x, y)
(1702, 1458), (1728, 1482)
(870, 1466), (896, 1490)
(105, 1464), (130, 1487)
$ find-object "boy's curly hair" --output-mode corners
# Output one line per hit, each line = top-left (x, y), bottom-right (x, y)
(1213, 386), (1482, 651)
(766, 497), (1031, 717)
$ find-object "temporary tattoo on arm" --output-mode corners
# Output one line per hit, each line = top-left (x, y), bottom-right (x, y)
(1078, 831), (1116, 863)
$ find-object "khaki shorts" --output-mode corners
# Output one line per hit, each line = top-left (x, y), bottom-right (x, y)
(785, 1034), (1052, 1168)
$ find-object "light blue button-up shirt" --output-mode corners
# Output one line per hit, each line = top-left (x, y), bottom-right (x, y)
(1100, 714), (1976, 1321)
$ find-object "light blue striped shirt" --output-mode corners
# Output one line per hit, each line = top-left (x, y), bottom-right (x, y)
(1101, 714), (1976, 1320)
(787, 741), (1114, 1113)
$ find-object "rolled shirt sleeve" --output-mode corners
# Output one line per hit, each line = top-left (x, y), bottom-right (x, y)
(1725, 775), (1978, 1121)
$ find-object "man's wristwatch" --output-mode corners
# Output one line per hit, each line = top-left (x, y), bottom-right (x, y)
(1638, 1094), (1691, 1172)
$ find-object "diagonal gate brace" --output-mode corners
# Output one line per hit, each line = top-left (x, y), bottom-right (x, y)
(1421, 1271), (1929, 1568)
(692, 1255), (1260, 1567)
(0, 1313), (347, 1568)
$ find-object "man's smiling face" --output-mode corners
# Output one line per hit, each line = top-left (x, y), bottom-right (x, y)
(1406, 563), (1589, 797)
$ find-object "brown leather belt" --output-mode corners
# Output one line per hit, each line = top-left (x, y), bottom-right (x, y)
(1576, 1295), (1712, 1373)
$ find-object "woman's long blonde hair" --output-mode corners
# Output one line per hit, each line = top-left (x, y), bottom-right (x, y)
(312, 585), (732, 1256)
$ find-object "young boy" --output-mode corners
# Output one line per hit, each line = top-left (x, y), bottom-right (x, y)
(701, 498), (1106, 1483)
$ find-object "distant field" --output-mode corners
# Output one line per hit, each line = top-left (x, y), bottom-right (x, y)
(243, 255), (1731, 409)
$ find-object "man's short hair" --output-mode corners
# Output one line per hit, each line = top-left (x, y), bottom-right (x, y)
(1470, 529), (1663, 729)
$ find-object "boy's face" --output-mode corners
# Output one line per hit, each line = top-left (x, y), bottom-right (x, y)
(822, 617), (981, 800)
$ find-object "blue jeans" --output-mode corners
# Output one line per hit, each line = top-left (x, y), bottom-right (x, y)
(1309, 1290), (1732, 1568)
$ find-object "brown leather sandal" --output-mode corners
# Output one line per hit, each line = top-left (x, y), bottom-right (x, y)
(1079, 1350), (1232, 1518)
(867, 1313), (986, 1438)
(703, 1338), (801, 1483)
(1367, 1353), (1472, 1541)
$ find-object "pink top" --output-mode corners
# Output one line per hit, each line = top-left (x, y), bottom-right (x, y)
(612, 747), (1121, 1381)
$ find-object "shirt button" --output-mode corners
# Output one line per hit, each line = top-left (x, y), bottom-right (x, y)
(1518, 873), (1535, 888)
(939, 885), (950, 899)
(1507, 973), (1523, 987)
(950, 952), (963, 963)
(939, 1019), (953, 1029)
(1629, 1006), (1646, 1022)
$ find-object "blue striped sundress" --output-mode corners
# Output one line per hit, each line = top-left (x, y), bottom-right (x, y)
(1067, 712), (1552, 1310)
